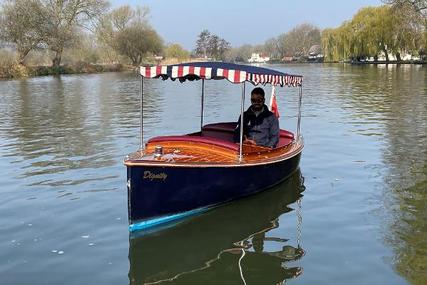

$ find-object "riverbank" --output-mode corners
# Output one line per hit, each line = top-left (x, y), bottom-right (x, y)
(0, 57), (208, 79)
(2, 59), (425, 80)
(323, 59), (426, 64)
(0, 62), (131, 79)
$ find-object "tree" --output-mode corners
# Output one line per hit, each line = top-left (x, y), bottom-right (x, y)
(384, 0), (427, 57)
(109, 5), (135, 32)
(114, 26), (162, 65)
(277, 23), (321, 58)
(227, 44), (253, 62)
(263, 37), (280, 59)
(383, 0), (427, 13)
(321, 5), (424, 62)
(207, 35), (230, 60)
(165, 43), (189, 60)
(0, 0), (46, 64)
(207, 34), (219, 59)
(321, 28), (339, 61)
(97, 5), (163, 66)
(194, 29), (230, 60)
(349, 7), (391, 61)
(276, 33), (288, 59)
(42, 0), (109, 67)
(195, 29), (211, 58)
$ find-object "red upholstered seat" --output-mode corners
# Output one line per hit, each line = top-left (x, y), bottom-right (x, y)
(279, 129), (294, 139)
(147, 135), (239, 151)
(148, 123), (295, 151)
(202, 122), (236, 132)
(203, 122), (294, 137)
(278, 137), (293, 147)
(277, 130), (294, 147)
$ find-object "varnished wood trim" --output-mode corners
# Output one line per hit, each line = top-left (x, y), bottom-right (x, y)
(124, 139), (303, 168)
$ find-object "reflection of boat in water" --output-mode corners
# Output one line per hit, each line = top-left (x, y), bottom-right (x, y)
(128, 170), (305, 284)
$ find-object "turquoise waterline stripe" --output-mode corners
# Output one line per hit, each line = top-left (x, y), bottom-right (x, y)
(128, 207), (208, 232)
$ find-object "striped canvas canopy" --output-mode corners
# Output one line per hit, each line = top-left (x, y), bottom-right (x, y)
(140, 62), (303, 87)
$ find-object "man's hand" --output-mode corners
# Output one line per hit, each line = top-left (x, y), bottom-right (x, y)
(244, 136), (256, 145)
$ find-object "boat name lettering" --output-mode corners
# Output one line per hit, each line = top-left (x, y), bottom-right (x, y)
(143, 171), (167, 181)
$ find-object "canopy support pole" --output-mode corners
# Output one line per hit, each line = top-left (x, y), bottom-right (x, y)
(140, 76), (144, 150)
(296, 85), (303, 140)
(239, 82), (246, 163)
(200, 79), (205, 131)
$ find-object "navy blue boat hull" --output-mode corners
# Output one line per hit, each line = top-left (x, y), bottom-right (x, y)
(128, 170), (305, 283)
(127, 152), (301, 229)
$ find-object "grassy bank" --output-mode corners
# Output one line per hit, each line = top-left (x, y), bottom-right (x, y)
(0, 62), (130, 79)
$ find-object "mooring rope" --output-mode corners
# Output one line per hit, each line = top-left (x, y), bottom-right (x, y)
(238, 247), (247, 285)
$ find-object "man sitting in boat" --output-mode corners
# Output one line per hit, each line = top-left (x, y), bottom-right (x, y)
(234, 87), (280, 148)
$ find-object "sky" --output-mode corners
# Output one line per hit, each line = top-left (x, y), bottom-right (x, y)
(111, 0), (383, 50)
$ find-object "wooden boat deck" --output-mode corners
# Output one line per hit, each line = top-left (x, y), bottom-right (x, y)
(125, 122), (302, 167)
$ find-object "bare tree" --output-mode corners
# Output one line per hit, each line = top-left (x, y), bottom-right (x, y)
(278, 23), (321, 58)
(195, 29), (211, 58)
(41, 0), (109, 67)
(217, 38), (231, 60)
(227, 44), (253, 62)
(195, 29), (230, 60)
(383, 0), (427, 13)
(97, 5), (163, 66)
(0, 0), (46, 64)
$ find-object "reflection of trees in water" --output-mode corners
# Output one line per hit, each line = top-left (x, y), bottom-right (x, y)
(336, 65), (427, 285)
(5, 76), (114, 182)
(387, 163), (427, 285)
(339, 64), (426, 182)
(112, 74), (164, 133)
(0, 73), (162, 186)
(372, 66), (426, 285)
(128, 170), (306, 285)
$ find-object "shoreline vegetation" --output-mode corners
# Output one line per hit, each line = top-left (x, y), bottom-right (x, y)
(0, 62), (129, 79)
(1, 58), (426, 80)
(1, 0), (426, 79)
(0, 57), (205, 79)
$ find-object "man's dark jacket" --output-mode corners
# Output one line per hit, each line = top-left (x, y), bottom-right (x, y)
(234, 105), (279, 148)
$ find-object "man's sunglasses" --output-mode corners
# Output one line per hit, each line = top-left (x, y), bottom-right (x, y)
(251, 98), (264, 103)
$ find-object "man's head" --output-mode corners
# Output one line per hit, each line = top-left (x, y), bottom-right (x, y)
(250, 87), (265, 112)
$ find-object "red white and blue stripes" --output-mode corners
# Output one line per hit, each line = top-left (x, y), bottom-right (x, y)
(140, 64), (303, 87)
(247, 73), (303, 87)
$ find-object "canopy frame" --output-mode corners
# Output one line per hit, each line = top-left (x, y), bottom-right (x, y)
(138, 62), (304, 161)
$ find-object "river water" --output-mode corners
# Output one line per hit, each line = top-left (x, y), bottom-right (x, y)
(0, 64), (425, 285)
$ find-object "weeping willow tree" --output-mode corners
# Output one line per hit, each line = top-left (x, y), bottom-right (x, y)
(321, 21), (356, 61)
(321, 5), (425, 62)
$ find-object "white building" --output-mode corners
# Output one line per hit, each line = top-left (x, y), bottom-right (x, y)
(248, 53), (270, 63)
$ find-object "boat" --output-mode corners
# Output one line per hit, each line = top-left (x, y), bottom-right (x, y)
(128, 170), (305, 284)
(124, 61), (304, 232)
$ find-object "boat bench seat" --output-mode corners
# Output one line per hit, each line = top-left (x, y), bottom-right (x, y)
(147, 122), (295, 151)
(147, 135), (239, 151)
(202, 122), (294, 148)
(278, 130), (294, 147)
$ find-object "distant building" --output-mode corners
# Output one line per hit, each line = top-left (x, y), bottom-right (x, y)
(307, 45), (324, 62)
(281, 55), (294, 62)
(248, 53), (270, 63)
